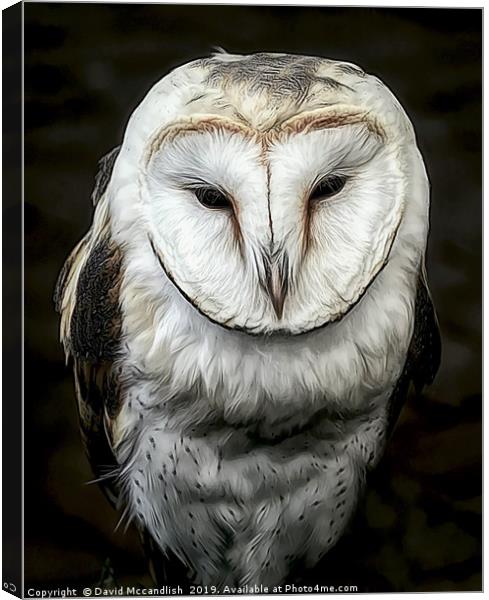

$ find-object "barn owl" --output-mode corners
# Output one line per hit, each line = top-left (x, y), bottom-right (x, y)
(55, 52), (441, 588)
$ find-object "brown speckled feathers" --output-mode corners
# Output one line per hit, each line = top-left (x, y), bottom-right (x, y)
(55, 148), (123, 504)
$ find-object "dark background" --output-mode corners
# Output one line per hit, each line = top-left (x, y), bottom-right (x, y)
(24, 4), (482, 593)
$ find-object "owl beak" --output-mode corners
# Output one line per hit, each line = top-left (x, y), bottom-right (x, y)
(269, 277), (287, 320)
(263, 253), (289, 320)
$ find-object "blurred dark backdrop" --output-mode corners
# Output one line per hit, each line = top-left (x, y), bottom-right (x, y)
(24, 4), (481, 593)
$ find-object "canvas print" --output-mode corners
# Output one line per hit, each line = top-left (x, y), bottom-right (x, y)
(4, 2), (482, 597)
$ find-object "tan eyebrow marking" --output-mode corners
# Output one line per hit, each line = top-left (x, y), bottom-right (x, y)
(277, 107), (386, 140)
(145, 106), (386, 165)
(146, 116), (258, 164)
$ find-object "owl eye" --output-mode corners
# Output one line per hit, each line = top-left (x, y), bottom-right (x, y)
(194, 187), (232, 210)
(309, 175), (347, 202)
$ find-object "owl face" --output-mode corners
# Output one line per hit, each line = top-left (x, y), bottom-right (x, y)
(110, 53), (427, 336)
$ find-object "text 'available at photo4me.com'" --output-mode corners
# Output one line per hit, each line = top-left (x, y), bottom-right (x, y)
(24, 584), (360, 597)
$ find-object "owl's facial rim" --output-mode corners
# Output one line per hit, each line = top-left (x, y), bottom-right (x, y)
(148, 231), (394, 337)
(143, 110), (401, 336)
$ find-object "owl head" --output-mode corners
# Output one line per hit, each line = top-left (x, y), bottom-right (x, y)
(103, 52), (429, 337)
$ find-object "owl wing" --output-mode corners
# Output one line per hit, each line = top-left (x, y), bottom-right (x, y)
(55, 147), (123, 505)
(386, 269), (442, 434)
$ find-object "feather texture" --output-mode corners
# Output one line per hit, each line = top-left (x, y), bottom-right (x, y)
(56, 53), (440, 587)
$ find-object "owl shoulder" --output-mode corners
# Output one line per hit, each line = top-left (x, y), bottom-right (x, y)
(54, 147), (124, 503)
(386, 271), (441, 434)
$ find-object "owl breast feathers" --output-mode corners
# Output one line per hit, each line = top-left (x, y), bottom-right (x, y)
(55, 52), (440, 587)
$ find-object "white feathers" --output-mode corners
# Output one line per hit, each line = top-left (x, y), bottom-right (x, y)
(96, 53), (431, 585)
(144, 125), (270, 331)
